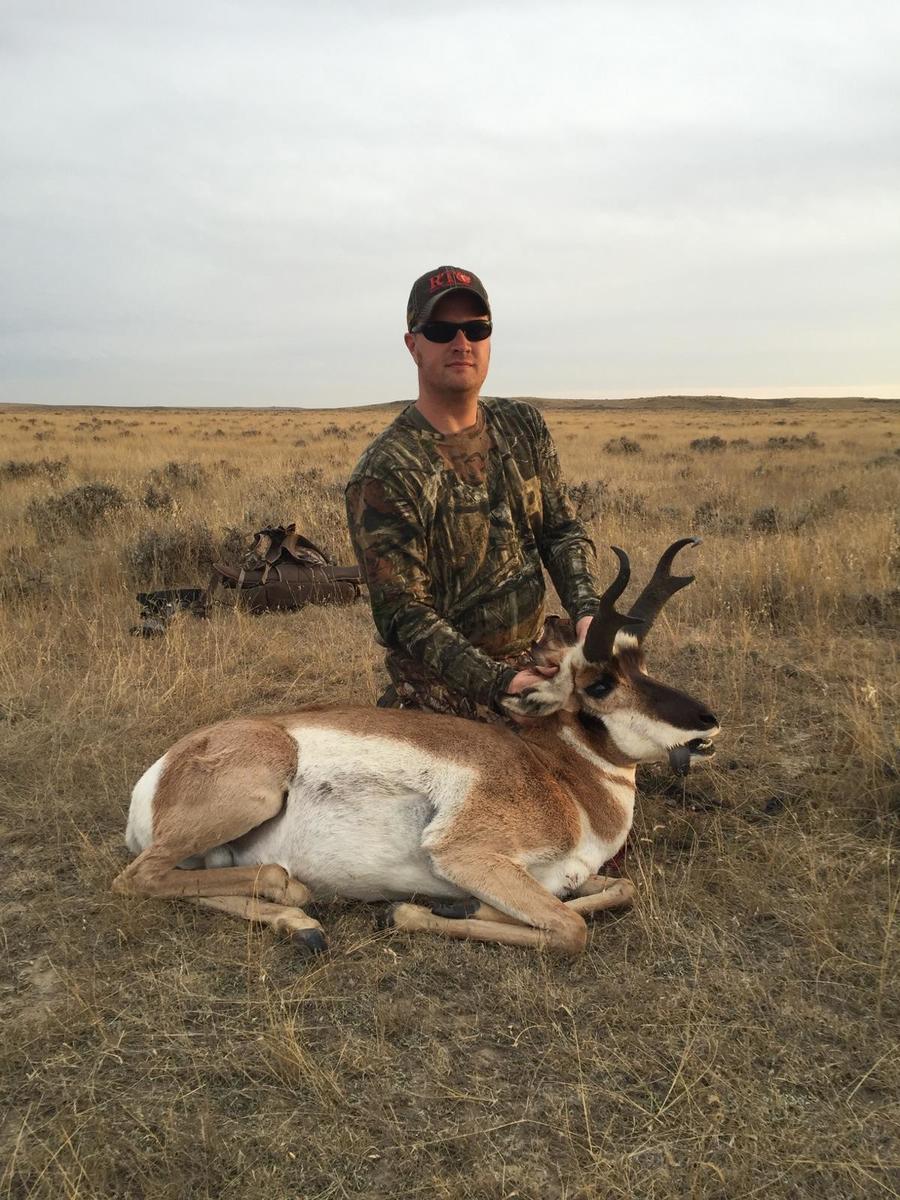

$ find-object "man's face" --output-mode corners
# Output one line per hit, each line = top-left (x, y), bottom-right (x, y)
(404, 291), (491, 398)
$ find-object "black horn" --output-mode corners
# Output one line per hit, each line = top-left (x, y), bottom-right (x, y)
(582, 547), (643, 664)
(627, 538), (700, 642)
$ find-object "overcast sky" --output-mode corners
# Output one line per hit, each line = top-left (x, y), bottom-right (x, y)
(2, 0), (898, 407)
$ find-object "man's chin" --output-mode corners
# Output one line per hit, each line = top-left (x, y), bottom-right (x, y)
(441, 373), (480, 394)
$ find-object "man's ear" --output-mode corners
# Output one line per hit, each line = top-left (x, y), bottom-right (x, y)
(404, 332), (418, 362)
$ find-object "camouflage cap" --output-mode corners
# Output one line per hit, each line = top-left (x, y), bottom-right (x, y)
(406, 266), (491, 331)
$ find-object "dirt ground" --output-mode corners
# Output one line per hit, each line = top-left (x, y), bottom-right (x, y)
(0, 397), (897, 1199)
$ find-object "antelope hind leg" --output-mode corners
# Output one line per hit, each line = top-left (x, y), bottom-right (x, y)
(113, 720), (307, 907)
(428, 896), (514, 923)
(196, 895), (327, 954)
(114, 846), (312, 907)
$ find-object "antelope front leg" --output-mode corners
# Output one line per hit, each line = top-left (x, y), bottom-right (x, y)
(567, 877), (635, 914)
(428, 874), (635, 925)
(389, 853), (589, 955)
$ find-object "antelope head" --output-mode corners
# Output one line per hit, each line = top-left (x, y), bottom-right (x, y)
(505, 539), (720, 773)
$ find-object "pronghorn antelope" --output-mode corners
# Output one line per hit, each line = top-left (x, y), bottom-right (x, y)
(114, 539), (719, 956)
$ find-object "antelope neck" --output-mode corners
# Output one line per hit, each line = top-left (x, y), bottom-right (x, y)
(572, 710), (634, 770)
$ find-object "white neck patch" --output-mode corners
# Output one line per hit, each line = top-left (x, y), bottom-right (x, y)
(558, 726), (636, 783)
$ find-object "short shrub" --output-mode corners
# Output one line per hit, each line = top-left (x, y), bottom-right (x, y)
(1, 458), (69, 483)
(218, 525), (249, 564)
(692, 496), (744, 533)
(608, 488), (647, 518)
(148, 461), (208, 490)
(792, 485), (849, 529)
(690, 436), (727, 452)
(750, 506), (781, 533)
(26, 481), (127, 534)
(125, 524), (222, 584)
(603, 436), (641, 455)
(322, 423), (350, 440)
(0, 548), (53, 601)
(292, 467), (324, 488)
(142, 483), (176, 512)
(566, 479), (608, 522)
(765, 432), (822, 450)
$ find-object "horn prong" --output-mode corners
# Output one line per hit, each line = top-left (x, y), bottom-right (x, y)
(627, 538), (700, 642)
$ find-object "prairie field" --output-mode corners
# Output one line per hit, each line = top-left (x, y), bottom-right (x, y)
(0, 396), (898, 1200)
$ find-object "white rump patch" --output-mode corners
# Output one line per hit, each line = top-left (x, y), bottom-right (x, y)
(125, 754), (167, 853)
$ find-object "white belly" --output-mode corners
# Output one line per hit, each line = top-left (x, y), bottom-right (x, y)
(231, 784), (467, 901)
(231, 725), (472, 901)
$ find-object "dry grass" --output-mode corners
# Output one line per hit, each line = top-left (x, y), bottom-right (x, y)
(1, 397), (898, 1199)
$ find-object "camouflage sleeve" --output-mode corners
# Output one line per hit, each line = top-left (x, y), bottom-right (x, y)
(345, 475), (518, 707)
(533, 414), (603, 621)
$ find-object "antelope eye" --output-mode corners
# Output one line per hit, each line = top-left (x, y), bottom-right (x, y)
(585, 673), (615, 699)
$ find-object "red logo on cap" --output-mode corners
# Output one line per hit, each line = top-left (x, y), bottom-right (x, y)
(429, 269), (475, 292)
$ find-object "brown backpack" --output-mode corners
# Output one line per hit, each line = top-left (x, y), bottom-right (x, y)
(211, 523), (363, 613)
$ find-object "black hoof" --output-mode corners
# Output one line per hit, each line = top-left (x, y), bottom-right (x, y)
(291, 927), (328, 955)
(429, 897), (480, 920)
(373, 903), (399, 931)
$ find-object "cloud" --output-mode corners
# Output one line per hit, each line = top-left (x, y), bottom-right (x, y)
(1, 0), (898, 404)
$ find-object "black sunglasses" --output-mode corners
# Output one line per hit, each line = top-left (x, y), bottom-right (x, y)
(412, 319), (493, 343)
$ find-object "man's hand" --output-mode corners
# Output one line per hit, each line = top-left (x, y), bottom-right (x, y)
(504, 665), (560, 726)
(506, 664), (559, 695)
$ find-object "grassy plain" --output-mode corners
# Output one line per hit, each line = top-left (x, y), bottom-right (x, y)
(0, 396), (897, 1199)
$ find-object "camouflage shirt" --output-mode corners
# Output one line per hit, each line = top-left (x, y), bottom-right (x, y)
(345, 397), (601, 708)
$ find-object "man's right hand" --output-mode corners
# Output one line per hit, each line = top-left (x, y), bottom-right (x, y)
(506, 665), (560, 695)
(503, 665), (560, 725)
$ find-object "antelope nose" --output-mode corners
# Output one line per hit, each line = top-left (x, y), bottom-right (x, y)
(697, 710), (718, 730)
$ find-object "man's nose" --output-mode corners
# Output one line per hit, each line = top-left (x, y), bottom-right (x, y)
(450, 328), (473, 348)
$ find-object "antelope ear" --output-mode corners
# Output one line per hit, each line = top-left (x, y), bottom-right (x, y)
(531, 616), (578, 667)
(500, 674), (570, 718)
